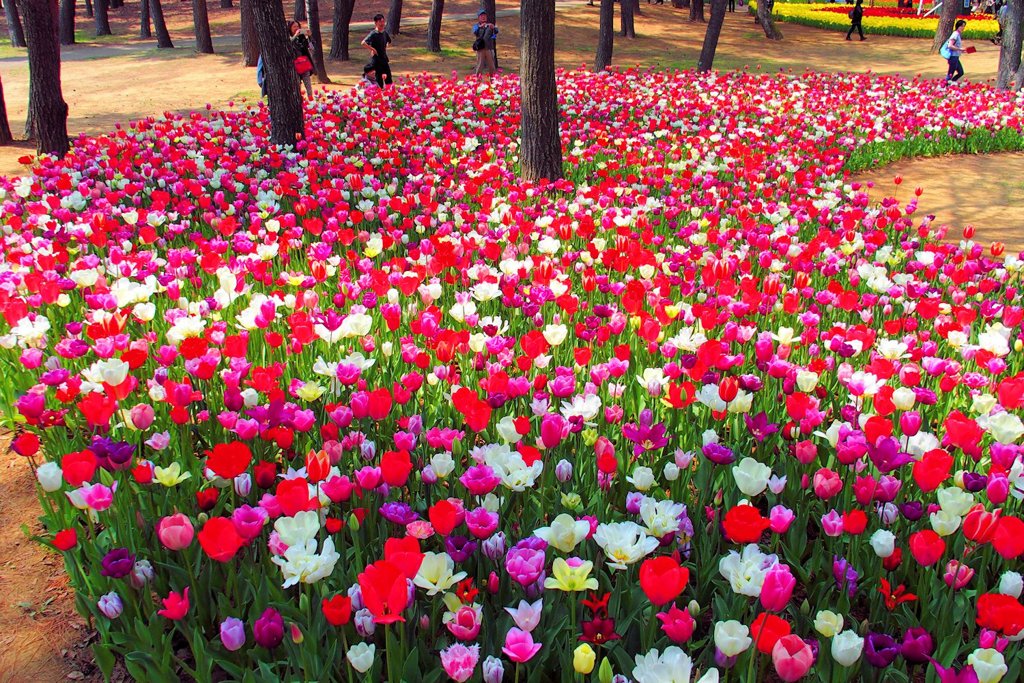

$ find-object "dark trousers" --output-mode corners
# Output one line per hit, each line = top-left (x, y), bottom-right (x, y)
(728, 0), (735, 10)
(371, 57), (393, 87)
(846, 20), (864, 39)
(946, 56), (964, 81)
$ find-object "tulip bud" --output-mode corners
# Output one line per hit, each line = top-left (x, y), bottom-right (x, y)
(482, 656), (505, 683)
(574, 644), (596, 674)
(598, 657), (614, 683)
(420, 614), (430, 630)
(555, 459), (573, 483)
(233, 473), (252, 497)
(97, 592), (123, 619)
(688, 600), (700, 616)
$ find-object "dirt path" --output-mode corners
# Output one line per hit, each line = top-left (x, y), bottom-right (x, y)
(853, 152), (1024, 253)
(0, 435), (99, 683)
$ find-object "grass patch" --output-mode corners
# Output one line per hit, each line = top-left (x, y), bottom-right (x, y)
(845, 128), (1024, 173)
(409, 46), (467, 59)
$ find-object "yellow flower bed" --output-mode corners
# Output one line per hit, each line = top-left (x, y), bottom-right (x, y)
(760, 2), (999, 39)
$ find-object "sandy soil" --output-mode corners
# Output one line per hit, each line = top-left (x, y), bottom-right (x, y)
(0, 5), (1022, 681)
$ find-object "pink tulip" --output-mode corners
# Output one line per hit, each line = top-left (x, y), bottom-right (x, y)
(772, 634), (814, 682)
(657, 604), (695, 643)
(440, 643), (480, 683)
(157, 513), (195, 551)
(445, 605), (482, 641)
(769, 505), (795, 534)
(942, 560), (974, 591)
(760, 564), (797, 612)
(501, 627), (542, 663)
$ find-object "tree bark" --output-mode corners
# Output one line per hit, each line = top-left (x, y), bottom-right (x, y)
(305, 0), (331, 81)
(690, 0), (705, 21)
(59, 0), (75, 44)
(149, 0), (173, 46)
(932, 0), (960, 51)
(328, 0), (354, 59)
(192, 0), (214, 52)
(756, 0), (781, 39)
(221, 0), (232, 6)
(997, 0), (1022, 88)
(240, 0), (259, 64)
(483, 0), (497, 68)
(253, 0), (304, 145)
(594, 0), (614, 70)
(426, 0), (443, 51)
(0, 74), (13, 145)
(83, 0), (91, 17)
(672, 0), (686, 7)
(697, 0), (726, 70)
(293, 0), (304, 20)
(386, 0), (402, 34)
(5, 0), (27, 47)
(16, 0), (69, 156)
(621, 0), (636, 37)
(94, 0), (111, 35)
(140, 0), (151, 37)
(109, 0), (122, 8)
(1016, 57), (1024, 90)
(520, 0), (562, 182)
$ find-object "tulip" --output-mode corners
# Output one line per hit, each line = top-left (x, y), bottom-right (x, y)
(502, 627), (542, 663)
(760, 564), (796, 612)
(97, 592), (123, 619)
(943, 560), (975, 590)
(220, 617), (246, 651)
(346, 642), (375, 673)
(657, 604), (696, 643)
(573, 644), (596, 674)
(967, 649), (1007, 683)
(156, 513), (195, 551)
(439, 643), (480, 683)
(832, 630), (864, 667)
(772, 634), (814, 682)
(253, 607), (284, 648)
(901, 627), (934, 664)
(482, 656), (504, 683)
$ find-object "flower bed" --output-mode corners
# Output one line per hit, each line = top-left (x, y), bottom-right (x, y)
(4, 68), (1024, 683)
(766, 2), (999, 38)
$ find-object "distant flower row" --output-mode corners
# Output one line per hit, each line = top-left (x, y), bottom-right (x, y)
(765, 2), (998, 38)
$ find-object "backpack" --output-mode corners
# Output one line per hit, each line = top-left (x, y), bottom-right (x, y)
(848, 9), (854, 17)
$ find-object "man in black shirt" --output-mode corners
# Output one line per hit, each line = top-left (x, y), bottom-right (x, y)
(361, 13), (394, 88)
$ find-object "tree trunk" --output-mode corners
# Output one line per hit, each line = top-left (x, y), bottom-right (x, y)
(0, 74), (13, 145)
(756, 0), (781, 39)
(305, 0), (331, 81)
(293, 0), (304, 20)
(520, 0), (562, 182)
(483, 0), (497, 68)
(253, 0), (304, 145)
(16, 0), (69, 156)
(1016, 56), (1024, 90)
(149, 0), (173, 46)
(387, 0), (402, 34)
(221, 0), (232, 6)
(59, 0), (75, 44)
(594, 0), (614, 70)
(426, 0), (442, 51)
(241, 0), (259, 64)
(5, 0), (27, 47)
(328, 0), (354, 59)
(94, 0), (111, 35)
(192, 0), (214, 52)
(932, 0), (960, 51)
(84, 0), (92, 17)
(140, 0), (151, 37)
(997, 0), (1022, 88)
(621, 0), (636, 37)
(697, 0), (726, 70)
(690, 0), (705, 21)
(109, 0), (122, 8)
(672, 0), (686, 7)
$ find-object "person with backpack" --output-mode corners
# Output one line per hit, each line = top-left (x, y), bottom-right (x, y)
(288, 21), (315, 99)
(472, 11), (498, 81)
(846, 0), (865, 41)
(361, 14), (394, 89)
(942, 20), (968, 84)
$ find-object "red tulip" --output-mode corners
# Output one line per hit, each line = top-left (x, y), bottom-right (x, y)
(384, 536), (424, 579)
(912, 449), (953, 493)
(11, 431), (40, 457)
(276, 477), (315, 516)
(61, 450), (98, 487)
(429, 499), (459, 536)
(992, 516), (1024, 559)
(205, 441), (253, 480)
(322, 595), (352, 626)
(722, 505), (771, 544)
(358, 559), (409, 624)
(750, 612), (791, 655)
(367, 387), (393, 420)
(380, 449), (413, 487)
(962, 505), (1000, 544)
(157, 587), (190, 620)
(639, 556), (689, 606)
(53, 528), (78, 551)
(453, 387), (492, 432)
(198, 517), (245, 562)
(908, 530), (945, 567)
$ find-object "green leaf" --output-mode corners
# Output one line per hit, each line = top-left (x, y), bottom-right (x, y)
(402, 646), (421, 681)
(92, 643), (116, 682)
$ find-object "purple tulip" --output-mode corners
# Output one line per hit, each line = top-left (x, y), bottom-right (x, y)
(253, 608), (284, 649)
(220, 617), (246, 651)
(864, 633), (900, 668)
(97, 592), (123, 619)
(100, 548), (136, 579)
(901, 627), (934, 664)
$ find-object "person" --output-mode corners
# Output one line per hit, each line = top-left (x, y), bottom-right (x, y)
(994, 1), (1007, 44)
(728, 0), (735, 11)
(362, 63), (378, 87)
(472, 11), (498, 80)
(256, 54), (268, 98)
(944, 19), (967, 84)
(288, 21), (315, 98)
(846, 0), (865, 40)
(361, 14), (394, 89)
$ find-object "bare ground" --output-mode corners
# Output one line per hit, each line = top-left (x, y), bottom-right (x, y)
(0, 5), (1022, 681)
